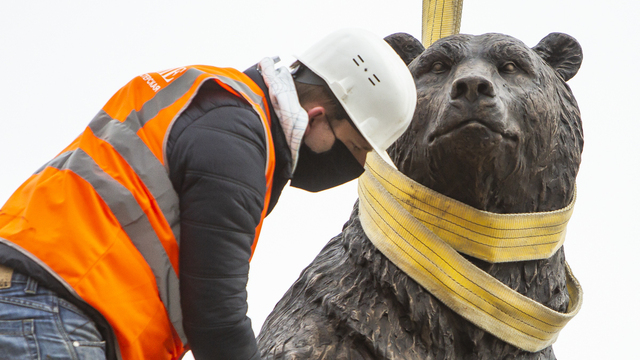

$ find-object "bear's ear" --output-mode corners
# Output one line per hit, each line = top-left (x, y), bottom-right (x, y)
(384, 33), (425, 66)
(533, 32), (583, 81)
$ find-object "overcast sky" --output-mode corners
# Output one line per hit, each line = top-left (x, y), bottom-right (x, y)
(1, 1), (638, 359)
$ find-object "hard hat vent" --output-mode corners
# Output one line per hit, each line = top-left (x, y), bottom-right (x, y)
(352, 55), (381, 87)
(368, 74), (381, 86)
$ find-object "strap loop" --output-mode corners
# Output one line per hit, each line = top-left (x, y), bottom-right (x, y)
(358, 152), (582, 352)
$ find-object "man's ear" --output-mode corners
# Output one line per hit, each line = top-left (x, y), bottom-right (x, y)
(305, 106), (327, 135)
(307, 106), (326, 122)
(303, 105), (337, 152)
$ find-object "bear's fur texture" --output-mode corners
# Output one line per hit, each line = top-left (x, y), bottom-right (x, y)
(257, 32), (583, 360)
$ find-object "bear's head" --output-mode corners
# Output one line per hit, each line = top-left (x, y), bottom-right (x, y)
(388, 33), (584, 213)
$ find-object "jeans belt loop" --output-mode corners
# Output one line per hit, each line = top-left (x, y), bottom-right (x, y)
(24, 276), (38, 294)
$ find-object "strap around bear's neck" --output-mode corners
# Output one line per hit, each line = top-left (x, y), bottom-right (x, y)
(357, 151), (582, 352)
(362, 151), (576, 263)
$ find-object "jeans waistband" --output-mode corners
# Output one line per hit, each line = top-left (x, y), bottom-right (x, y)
(7, 270), (32, 283)
(0, 265), (39, 294)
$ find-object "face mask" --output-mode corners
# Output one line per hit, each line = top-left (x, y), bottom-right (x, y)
(290, 138), (365, 192)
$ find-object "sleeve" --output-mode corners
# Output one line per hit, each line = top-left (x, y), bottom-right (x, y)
(168, 100), (267, 360)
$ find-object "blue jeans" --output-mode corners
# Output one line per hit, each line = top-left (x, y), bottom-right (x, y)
(0, 269), (106, 359)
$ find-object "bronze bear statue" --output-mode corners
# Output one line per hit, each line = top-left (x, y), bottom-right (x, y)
(257, 32), (583, 360)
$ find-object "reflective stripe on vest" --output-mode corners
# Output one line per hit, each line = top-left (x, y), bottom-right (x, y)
(0, 65), (276, 360)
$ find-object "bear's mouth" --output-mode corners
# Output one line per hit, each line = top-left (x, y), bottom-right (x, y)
(427, 119), (519, 144)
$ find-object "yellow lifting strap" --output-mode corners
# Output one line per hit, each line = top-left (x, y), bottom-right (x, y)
(357, 152), (583, 352)
(422, 0), (464, 46)
(364, 153), (575, 263)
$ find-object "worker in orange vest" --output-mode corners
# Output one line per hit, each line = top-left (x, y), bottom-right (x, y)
(0, 28), (416, 360)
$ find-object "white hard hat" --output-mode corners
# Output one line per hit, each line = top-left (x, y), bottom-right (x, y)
(295, 28), (417, 165)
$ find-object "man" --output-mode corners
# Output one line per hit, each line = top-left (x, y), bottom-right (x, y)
(0, 28), (416, 359)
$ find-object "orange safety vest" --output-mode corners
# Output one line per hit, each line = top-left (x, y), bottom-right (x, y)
(0, 65), (276, 359)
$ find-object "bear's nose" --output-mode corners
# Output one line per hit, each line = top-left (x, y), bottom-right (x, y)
(450, 75), (496, 102)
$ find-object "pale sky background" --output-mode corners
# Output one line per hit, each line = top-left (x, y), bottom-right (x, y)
(0, 1), (638, 359)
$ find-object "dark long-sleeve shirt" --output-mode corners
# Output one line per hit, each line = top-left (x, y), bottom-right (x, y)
(165, 66), (292, 359)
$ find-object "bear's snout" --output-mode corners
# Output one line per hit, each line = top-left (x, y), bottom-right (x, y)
(450, 74), (496, 102)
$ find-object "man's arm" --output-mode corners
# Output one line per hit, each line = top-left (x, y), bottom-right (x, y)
(167, 83), (267, 359)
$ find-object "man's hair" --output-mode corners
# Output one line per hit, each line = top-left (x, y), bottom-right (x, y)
(291, 61), (352, 126)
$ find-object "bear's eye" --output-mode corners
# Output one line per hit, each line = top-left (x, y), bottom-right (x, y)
(500, 62), (518, 74)
(430, 62), (449, 74)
